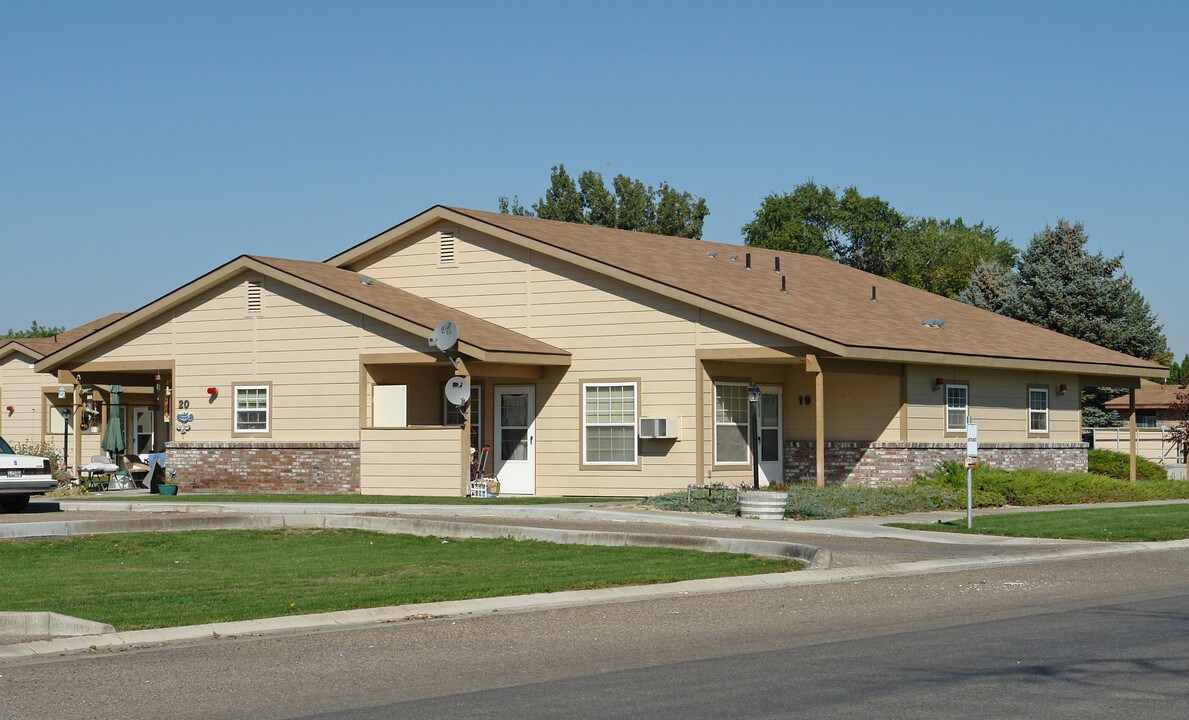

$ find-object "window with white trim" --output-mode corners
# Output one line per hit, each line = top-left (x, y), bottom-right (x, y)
(945, 384), (968, 432)
(714, 383), (750, 464)
(1029, 387), (1049, 433)
(234, 385), (270, 433)
(583, 382), (637, 464)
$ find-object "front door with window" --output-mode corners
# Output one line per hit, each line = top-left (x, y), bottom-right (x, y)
(494, 385), (535, 494)
(132, 408), (154, 456)
(758, 386), (783, 486)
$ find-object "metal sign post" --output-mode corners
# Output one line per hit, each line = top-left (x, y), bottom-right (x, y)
(965, 420), (978, 529)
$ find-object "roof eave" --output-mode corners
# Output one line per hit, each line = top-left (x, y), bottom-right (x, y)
(842, 345), (1168, 378)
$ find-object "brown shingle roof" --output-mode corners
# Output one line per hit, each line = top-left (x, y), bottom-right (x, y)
(248, 256), (567, 358)
(1104, 379), (1188, 410)
(2, 313), (127, 359)
(444, 207), (1162, 371)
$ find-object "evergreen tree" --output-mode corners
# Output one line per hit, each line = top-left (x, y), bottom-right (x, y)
(499, 165), (709, 239)
(961, 219), (1171, 426)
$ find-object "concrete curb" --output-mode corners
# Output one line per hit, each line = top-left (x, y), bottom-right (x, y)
(0, 513), (825, 566)
(4, 537), (1187, 662)
(0, 612), (114, 637)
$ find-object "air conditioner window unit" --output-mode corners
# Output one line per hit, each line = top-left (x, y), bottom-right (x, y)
(640, 416), (680, 440)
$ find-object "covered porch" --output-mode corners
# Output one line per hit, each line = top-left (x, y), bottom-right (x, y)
(697, 348), (894, 488)
(48, 360), (174, 475)
(358, 350), (568, 496)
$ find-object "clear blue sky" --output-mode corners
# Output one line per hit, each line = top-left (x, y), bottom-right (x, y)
(3, 1), (1186, 358)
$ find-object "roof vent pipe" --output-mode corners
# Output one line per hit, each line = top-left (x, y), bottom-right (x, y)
(745, 253), (751, 270)
(774, 256), (780, 273)
(781, 275), (788, 293)
(871, 286), (877, 302)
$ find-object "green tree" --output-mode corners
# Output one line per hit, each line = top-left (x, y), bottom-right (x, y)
(1162, 353), (1187, 385)
(961, 219), (1171, 427)
(500, 165), (710, 239)
(743, 181), (1015, 297)
(3, 320), (65, 338)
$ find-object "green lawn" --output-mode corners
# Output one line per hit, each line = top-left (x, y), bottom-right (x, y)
(0, 529), (799, 630)
(889, 503), (1189, 542)
(77, 493), (631, 505)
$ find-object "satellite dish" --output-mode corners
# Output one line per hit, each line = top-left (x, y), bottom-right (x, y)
(428, 319), (459, 352)
(444, 376), (471, 407)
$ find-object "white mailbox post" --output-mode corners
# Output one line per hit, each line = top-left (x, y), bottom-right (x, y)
(965, 421), (978, 529)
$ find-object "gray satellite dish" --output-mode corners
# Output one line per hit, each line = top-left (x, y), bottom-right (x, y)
(444, 376), (471, 407)
(428, 319), (459, 352)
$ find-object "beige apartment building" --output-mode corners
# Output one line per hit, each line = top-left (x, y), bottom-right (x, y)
(28, 206), (1167, 496)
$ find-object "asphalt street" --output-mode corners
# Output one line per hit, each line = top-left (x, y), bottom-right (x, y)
(3, 547), (1185, 720)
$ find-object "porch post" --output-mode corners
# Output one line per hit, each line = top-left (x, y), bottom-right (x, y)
(1129, 387), (1137, 481)
(457, 358), (472, 496)
(807, 355), (825, 488)
(71, 384), (82, 472)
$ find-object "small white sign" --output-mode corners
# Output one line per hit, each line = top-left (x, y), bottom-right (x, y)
(966, 421), (978, 458)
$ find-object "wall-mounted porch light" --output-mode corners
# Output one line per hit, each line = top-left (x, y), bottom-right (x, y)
(933, 378), (945, 391)
(1058, 383), (1068, 396)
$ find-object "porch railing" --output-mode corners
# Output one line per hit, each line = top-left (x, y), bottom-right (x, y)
(1091, 426), (1183, 464)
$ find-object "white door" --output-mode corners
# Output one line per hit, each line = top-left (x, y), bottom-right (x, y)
(495, 385), (535, 494)
(758, 386), (783, 486)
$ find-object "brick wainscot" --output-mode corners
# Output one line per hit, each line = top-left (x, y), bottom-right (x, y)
(166, 441), (361, 493)
(783, 441), (1089, 486)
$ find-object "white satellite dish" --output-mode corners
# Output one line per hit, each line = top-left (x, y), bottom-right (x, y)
(444, 376), (471, 407)
(428, 319), (459, 353)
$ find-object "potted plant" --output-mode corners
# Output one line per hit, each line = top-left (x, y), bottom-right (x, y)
(738, 481), (788, 520)
(157, 469), (179, 496)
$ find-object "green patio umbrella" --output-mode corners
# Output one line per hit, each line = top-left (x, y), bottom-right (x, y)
(100, 384), (125, 458)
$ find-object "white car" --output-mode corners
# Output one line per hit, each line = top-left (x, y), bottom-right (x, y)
(0, 436), (57, 512)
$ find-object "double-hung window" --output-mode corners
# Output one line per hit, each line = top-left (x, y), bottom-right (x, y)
(583, 382), (638, 465)
(234, 385), (270, 433)
(714, 383), (750, 464)
(1029, 387), (1049, 433)
(945, 384), (968, 433)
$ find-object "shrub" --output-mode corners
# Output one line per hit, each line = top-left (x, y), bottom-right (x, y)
(644, 491), (739, 515)
(916, 460), (1189, 507)
(10, 439), (70, 482)
(1088, 448), (1168, 482)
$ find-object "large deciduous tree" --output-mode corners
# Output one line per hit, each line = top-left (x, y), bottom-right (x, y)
(742, 181), (1016, 297)
(3, 320), (65, 338)
(499, 165), (710, 239)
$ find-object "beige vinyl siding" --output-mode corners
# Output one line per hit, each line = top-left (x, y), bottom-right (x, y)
(360, 427), (463, 496)
(696, 310), (791, 350)
(1, 352), (47, 445)
(348, 222), (531, 333)
(906, 365), (1081, 442)
(782, 370), (902, 443)
(351, 227), (792, 496)
(73, 273), (435, 445)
